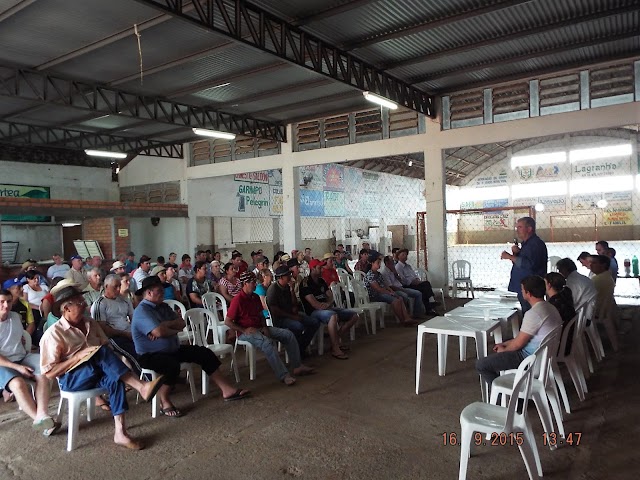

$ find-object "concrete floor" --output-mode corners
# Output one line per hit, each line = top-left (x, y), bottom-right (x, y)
(1, 299), (638, 480)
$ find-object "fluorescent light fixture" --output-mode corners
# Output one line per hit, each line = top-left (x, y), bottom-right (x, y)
(408, 160), (413, 167)
(570, 175), (634, 195)
(459, 186), (510, 202)
(85, 149), (127, 159)
(569, 143), (632, 163)
(363, 91), (398, 110)
(510, 151), (566, 170)
(192, 128), (236, 140)
(61, 222), (81, 227)
(512, 181), (567, 199)
(534, 203), (545, 212)
(596, 199), (608, 209)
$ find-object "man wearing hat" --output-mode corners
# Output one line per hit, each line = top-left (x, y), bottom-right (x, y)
(65, 255), (89, 290)
(0, 289), (60, 435)
(3, 278), (34, 334)
(252, 256), (270, 276)
(320, 253), (340, 287)
(151, 264), (179, 301)
(301, 259), (359, 360)
(266, 266), (320, 357)
(110, 260), (126, 275)
(18, 260), (48, 287)
(132, 276), (250, 417)
(225, 272), (316, 386)
(40, 285), (165, 449)
(47, 253), (70, 280)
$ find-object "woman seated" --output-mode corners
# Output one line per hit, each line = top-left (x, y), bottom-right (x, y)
(545, 272), (576, 355)
(254, 268), (273, 320)
(219, 262), (242, 304)
(363, 254), (417, 326)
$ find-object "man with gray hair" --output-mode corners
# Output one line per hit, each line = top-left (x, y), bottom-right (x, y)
(83, 267), (104, 308)
(92, 274), (142, 376)
(501, 216), (548, 313)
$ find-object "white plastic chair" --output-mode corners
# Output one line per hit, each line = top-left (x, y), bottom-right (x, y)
(459, 354), (542, 480)
(548, 256), (562, 272)
(596, 293), (619, 352)
(336, 268), (350, 285)
(490, 325), (565, 448)
(138, 364), (196, 418)
(451, 260), (474, 299)
(551, 316), (587, 408)
(417, 268), (447, 310)
(164, 299), (191, 344)
(352, 282), (385, 334)
(579, 299), (605, 363)
(56, 384), (108, 451)
(352, 270), (365, 283)
(330, 282), (363, 342)
(185, 308), (240, 392)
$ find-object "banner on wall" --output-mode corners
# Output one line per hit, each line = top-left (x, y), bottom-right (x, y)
(513, 164), (561, 182)
(572, 157), (630, 178)
(0, 184), (51, 222)
(602, 191), (633, 226)
(538, 195), (566, 212)
(474, 169), (508, 187)
(571, 194), (600, 211)
(323, 164), (344, 191)
(234, 172), (269, 184)
(300, 190), (324, 216)
(483, 199), (510, 230)
(323, 191), (345, 216)
(269, 185), (283, 216)
(299, 165), (324, 190)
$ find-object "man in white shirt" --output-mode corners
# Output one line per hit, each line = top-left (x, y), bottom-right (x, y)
(47, 254), (70, 280)
(0, 290), (59, 436)
(65, 255), (89, 290)
(476, 275), (562, 387)
(132, 255), (152, 289)
(380, 256), (429, 316)
(556, 258), (597, 310)
(394, 249), (438, 313)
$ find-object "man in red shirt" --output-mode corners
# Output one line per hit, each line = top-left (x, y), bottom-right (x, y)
(231, 251), (248, 275)
(224, 272), (315, 386)
(320, 254), (340, 287)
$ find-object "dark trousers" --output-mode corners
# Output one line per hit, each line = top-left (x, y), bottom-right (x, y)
(139, 345), (221, 385)
(109, 336), (142, 377)
(58, 345), (130, 416)
(409, 280), (436, 310)
(476, 350), (526, 387)
(273, 314), (320, 355)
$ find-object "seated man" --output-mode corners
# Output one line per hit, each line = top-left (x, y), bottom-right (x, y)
(577, 252), (593, 277)
(92, 274), (142, 376)
(65, 255), (89, 290)
(395, 248), (439, 313)
(83, 267), (104, 308)
(320, 253), (340, 287)
(131, 277), (249, 417)
(267, 266), (320, 357)
(380, 255), (429, 316)
(47, 253), (70, 280)
(476, 275), (562, 387)
(39, 286), (165, 450)
(555, 258), (597, 309)
(0, 289), (59, 436)
(225, 272), (315, 386)
(301, 259), (358, 359)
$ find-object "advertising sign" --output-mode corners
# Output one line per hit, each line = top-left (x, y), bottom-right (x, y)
(300, 190), (324, 217)
(0, 184), (51, 222)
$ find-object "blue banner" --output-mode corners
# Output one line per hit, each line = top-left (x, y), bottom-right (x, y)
(300, 190), (324, 217)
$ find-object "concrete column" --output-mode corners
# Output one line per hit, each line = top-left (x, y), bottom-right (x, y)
(424, 141), (448, 292)
(378, 217), (389, 255)
(282, 164), (301, 253)
(272, 217), (281, 257)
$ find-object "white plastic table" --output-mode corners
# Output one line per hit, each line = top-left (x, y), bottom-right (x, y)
(446, 305), (521, 341)
(465, 297), (521, 311)
(415, 316), (502, 400)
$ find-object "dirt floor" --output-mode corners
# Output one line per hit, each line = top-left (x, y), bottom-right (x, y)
(1, 298), (639, 480)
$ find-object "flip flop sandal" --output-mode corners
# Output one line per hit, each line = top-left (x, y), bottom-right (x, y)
(339, 345), (351, 352)
(160, 406), (183, 418)
(332, 352), (349, 360)
(223, 389), (251, 402)
(43, 421), (62, 437)
(33, 416), (55, 431)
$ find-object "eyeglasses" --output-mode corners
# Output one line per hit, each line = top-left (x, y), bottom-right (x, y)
(67, 301), (87, 309)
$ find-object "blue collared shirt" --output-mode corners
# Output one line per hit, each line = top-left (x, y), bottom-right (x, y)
(508, 234), (548, 292)
(131, 299), (180, 355)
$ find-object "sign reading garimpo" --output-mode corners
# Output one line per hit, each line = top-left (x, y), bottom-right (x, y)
(0, 184), (51, 222)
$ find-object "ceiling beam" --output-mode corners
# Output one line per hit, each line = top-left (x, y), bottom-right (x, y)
(0, 120), (184, 158)
(216, 78), (332, 109)
(0, 67), (285, 142)
(382, 3), (639, 71)
(344, 0), (532, 51)
(252, 91), (362, 117)
(411, 29), (640, 85)
(133, 0), (435, 117)
(291, 0), (377, 27)
(0, 0), (37, 23)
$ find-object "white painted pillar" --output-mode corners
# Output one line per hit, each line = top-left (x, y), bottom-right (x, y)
(281, 125), (302, 253)
(378, 217), (389, 255)
(424, 139), (448, 291)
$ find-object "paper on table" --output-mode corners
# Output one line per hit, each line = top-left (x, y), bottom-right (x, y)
(66, 345), (101, 373)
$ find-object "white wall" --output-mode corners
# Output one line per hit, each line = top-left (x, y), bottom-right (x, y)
(128, 217), (189, 260)
(119, 155), (187, 187)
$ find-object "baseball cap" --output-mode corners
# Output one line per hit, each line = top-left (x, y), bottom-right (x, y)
(70, 255), (83, 261)
(2, 278), (22, 290)
(309, 259), (326, 269)
(111, 260), (125, 270)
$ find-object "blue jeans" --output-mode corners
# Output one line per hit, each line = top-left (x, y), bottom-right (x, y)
(310, 308), (357, 324)
(370, 292), (399, 304)
(395, 288), (424, 315)
(476, 350), (526, 387)
(58, 345), (130, 416)
(272, 314), (320, 354)
(238, 327), (300, 380)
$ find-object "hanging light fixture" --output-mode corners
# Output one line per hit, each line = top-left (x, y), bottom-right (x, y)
(363, 91), (398, 110)
(192, 128), (236, 140)
(85, 149), (127, 159)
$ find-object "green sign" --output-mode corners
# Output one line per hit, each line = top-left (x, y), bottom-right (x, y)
(0, 184), (51, 222)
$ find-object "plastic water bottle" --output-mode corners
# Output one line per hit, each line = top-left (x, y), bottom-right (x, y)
(624, 258), (631, 277)
(633, 255), (639, 277)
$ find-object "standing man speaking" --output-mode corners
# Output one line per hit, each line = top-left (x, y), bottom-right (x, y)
(501, 217), (547, 313)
